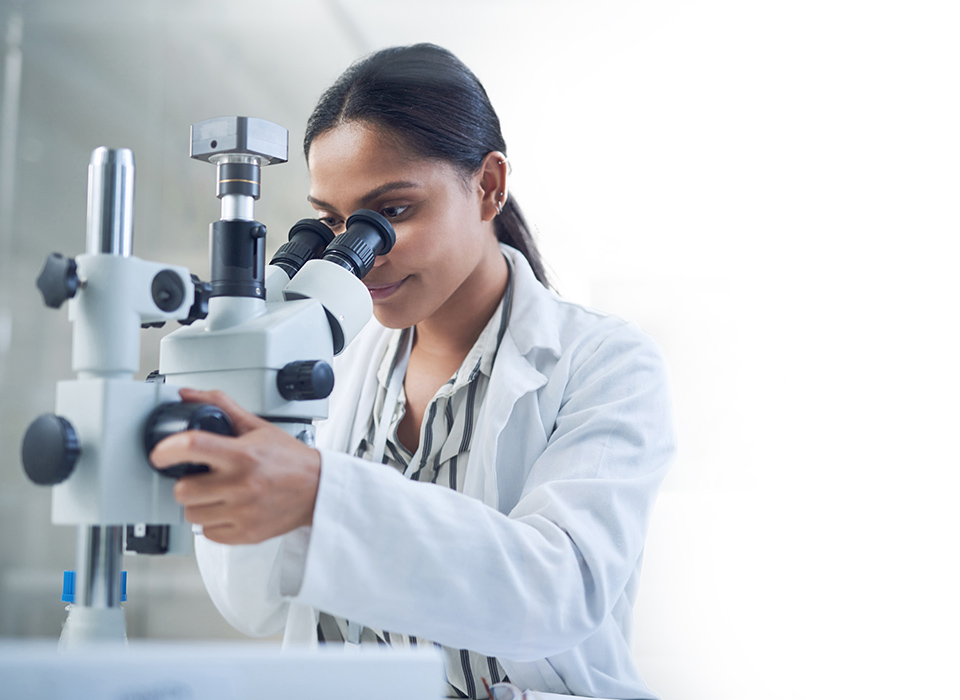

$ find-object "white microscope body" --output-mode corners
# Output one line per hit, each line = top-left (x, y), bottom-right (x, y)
(22, 117), (394, 648)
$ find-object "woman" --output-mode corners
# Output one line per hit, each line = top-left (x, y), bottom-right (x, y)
(152, 44), (676, 699)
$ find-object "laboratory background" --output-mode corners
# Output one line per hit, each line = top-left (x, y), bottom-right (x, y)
(0, 1), (956, 699)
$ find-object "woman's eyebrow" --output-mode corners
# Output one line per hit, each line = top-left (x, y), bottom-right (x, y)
(359, 180), (421, 205)
(306, 180), (421, 211)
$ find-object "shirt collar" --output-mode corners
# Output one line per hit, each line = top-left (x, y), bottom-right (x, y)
(376, 326), (412, 389)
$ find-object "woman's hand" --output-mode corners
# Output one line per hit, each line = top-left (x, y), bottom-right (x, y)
(149, 387), (322, 545)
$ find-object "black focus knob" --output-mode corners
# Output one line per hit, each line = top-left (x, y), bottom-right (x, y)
(180, 275), (212, 326)
(36, 253), (80, 308)
(151, 269), (186, 312)
(22, 414), (81, 485)
(143, 402), (234, 478)
(277, 360), (335, 401)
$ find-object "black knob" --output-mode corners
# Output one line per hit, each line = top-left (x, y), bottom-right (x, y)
(22, 414), (81, 485)
(151, 269), (186, 312)
(180, 275), (212, 326)
(36, 253), (80, 308)
(277, 360), (335, 401)
(143, 402), (234, 478)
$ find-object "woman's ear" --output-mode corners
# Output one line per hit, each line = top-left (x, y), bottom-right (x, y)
(477, 151), (509, 223)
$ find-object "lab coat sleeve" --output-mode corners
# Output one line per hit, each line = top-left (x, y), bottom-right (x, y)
(194, 529), (301, 638)
(290, 321), (676, 661)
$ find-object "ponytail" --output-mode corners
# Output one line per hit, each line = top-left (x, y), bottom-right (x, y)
(494, 197), (549, 287)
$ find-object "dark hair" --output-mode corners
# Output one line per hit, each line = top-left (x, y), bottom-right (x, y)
(303, 43), (549, 287)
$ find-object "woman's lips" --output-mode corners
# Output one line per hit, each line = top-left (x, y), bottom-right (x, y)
(365, 276), (408, 300)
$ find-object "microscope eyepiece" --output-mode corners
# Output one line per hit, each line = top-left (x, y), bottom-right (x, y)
(271, 219), (337, 279)
(322, 209), (396, 279)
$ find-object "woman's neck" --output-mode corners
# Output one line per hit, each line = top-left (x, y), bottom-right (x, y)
(413, 243), (509, 360)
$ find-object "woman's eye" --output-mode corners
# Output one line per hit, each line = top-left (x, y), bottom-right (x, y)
(319, 216), (344, 231)
(379, 205), (409, 220)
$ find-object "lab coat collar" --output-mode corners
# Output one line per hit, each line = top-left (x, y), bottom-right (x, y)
(498, 244), (563, 361)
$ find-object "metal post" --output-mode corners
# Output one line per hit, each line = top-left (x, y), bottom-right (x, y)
(86, 147), (135, 256)
(74, 525), (124, 609)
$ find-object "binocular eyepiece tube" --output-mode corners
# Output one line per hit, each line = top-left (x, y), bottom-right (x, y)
(270, 219), (336, 279)
(270, 209), (396, 281)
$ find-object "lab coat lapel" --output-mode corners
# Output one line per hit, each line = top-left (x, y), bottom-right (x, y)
(462, 245), (562, 506)
(463, 331), (547, 506)
(320, 323), (393, 455)
(344, 332), (391, 454)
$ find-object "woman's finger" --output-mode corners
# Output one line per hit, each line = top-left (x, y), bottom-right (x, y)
(177, 387), (270, 435)
(195, 523), (238, 545)
(172, 470), (228, 507)
(181, 499), (233, 529)
(149, 427), (252, 475)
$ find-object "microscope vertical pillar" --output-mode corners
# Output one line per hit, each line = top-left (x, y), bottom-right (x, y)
(60, 147), (135, 648)
(87, 146), (134, 257)
(75, 525), (124, 609)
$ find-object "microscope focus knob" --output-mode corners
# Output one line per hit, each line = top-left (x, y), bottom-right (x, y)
(22, 414), (81, 485)
(179, 274), (212, 326)
(36, 253), (80, 309)
(277, 360), (335, 401)
(144, 402), (234, 478)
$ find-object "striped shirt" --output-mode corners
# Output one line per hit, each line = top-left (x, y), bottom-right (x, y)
(317, 260), (515, 699)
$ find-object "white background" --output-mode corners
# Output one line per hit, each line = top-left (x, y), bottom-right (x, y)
(404, 4), (960, 696)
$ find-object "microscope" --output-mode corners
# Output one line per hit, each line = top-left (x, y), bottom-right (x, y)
(20, 116), (395, 648)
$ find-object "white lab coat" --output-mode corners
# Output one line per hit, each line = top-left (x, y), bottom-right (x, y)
(195, 245), (676, 699)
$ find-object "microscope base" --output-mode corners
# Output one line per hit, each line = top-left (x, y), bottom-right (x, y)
(58, 605), (127, 650)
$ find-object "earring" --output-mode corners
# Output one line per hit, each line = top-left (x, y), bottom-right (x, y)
(496, 192), (504, 215)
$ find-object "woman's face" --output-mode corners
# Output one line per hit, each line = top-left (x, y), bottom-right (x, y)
(306, 122), (500, 330)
